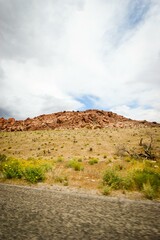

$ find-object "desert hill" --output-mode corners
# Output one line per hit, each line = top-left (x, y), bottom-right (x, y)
(0, 109), (159, 131)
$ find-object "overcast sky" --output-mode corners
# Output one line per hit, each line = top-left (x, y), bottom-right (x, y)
(0, 0), (160, 121)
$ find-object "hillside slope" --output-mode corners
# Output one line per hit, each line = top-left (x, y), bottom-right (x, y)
(0, 109), (159, 131)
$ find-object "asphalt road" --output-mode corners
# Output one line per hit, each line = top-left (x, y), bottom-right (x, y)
(0, 184), (160, 240)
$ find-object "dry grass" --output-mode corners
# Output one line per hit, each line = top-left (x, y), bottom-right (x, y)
(0, 127), (160, 199)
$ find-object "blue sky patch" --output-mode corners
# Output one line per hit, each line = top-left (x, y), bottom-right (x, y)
(128, 100), (140, 109)
(128, 100), (153, 110)
(102, 1), (151, 53)
(76, 95), (99, 110)
(127, 0), (150, 29)
(143, 105), (153, 110)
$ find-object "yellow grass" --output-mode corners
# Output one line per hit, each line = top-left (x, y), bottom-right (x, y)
(0, 127), (160, 199)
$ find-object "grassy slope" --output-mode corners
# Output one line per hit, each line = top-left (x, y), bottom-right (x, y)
(0, 127), (160, 199)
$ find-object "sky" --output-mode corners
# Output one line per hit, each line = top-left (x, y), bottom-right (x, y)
(0, 0), (160, 121)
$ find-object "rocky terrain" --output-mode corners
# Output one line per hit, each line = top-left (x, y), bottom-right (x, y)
(0, 109), (159, 131)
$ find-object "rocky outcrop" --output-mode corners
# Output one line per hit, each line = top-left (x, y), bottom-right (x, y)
(0, 109), (159, 132)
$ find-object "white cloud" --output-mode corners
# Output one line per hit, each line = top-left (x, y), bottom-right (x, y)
(111, 105), (160, 122)
(0, 0), (160, 121)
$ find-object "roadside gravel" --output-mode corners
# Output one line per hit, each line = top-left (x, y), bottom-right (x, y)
(0, 183), (160, 240)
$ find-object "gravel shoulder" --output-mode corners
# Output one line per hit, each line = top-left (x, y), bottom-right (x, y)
(0, 183), (160, 240)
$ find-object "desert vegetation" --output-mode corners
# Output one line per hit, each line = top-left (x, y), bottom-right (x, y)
(0, 127), (160, 200)
(0, 156), (52, 183)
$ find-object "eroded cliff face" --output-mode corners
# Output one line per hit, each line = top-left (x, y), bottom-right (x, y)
(0, 109), (158, 131)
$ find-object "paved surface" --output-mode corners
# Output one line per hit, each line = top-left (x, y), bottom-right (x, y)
(0, 184), (160, 240)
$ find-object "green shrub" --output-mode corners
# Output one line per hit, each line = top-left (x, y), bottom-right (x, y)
(103, 169), (133, 190)
(57, 156), (64, 162)
(121, 176), (133, 190)
(103, 169), (122, 190)
(2, 160), (23, 179)
(133, 168), (160, 191)
(102, 186), (111, 196)
(102, 167), (160, 198)
(67, 159), (84, 171)
(41, 163), (52, 171)
(88, 158), (99, 165)
(0, 157), (53, 183)
(54, 176), (68, 186)
(0, 154), (7, 162)
(77, 158), (82, 162)
(142, 181), (156, 200)
(24, 166), (45, 183)
(114, 164), (124, 171)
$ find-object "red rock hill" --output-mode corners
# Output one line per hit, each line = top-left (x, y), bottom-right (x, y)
(0, 110), (158, 131)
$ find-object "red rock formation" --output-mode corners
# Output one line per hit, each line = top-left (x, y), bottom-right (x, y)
(0, 109), (159, 132)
